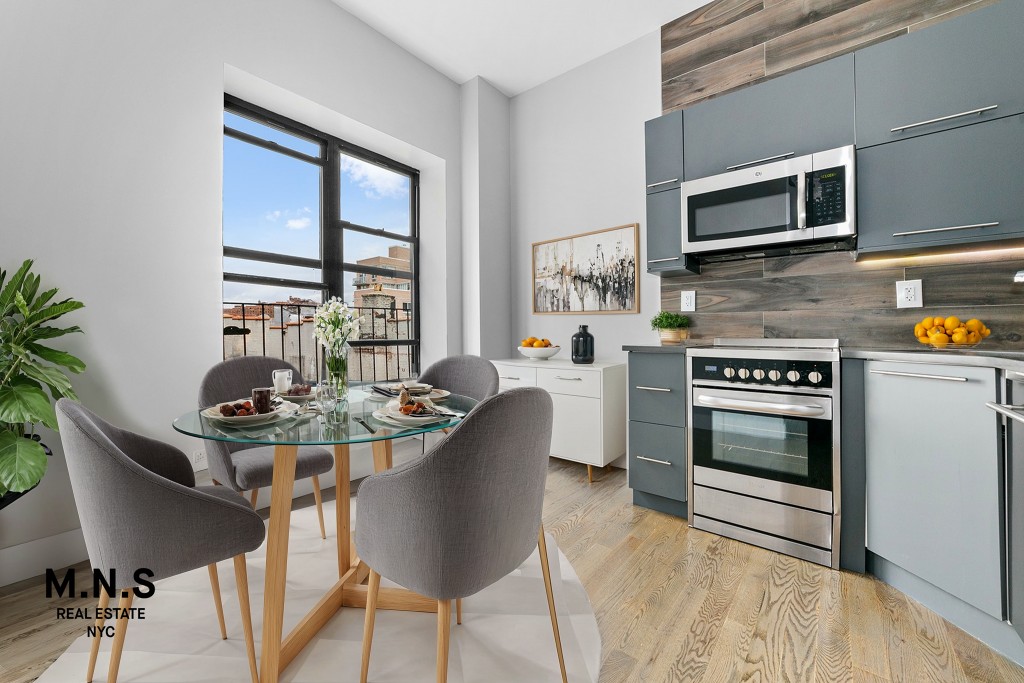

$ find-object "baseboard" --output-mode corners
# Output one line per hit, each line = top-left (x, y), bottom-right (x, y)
(0, 527), (88, 588)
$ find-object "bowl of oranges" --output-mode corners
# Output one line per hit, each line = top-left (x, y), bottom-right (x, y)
(518, 337), (561, 360)
(914, 315), (992, 349)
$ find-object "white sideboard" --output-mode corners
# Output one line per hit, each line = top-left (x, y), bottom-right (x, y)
(491, 358), (627, 478)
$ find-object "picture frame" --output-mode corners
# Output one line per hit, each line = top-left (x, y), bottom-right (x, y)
(532, 223), (639, 315)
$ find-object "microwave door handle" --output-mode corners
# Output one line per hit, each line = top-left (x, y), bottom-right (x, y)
(797, 170), (808, 231)
(697, 394), (826, 418)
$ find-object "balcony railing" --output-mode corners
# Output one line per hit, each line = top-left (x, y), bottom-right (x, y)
(222, 302), (418, 384)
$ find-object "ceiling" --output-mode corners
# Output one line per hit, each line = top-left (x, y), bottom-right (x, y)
(329, 0), (711, 96)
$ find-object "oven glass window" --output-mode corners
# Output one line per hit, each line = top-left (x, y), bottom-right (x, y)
(687, 176), (798, 243)
(711, 412), (809, 478)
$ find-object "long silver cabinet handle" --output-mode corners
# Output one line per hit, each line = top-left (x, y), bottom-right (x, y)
(986, 402), (1024, 426)
(890, 104), (998, 133)
(870, 369), (967, 382)
(636, 455), (673, 466)
(646, 178), (679, 189)
(725, 152), (794, 171)
(498, 376), (521, 380)
(636, 386), (671, 392)
(893, 221), (999, 238)
(648, 256), (680, 264)
(554, 376), (583, 381)
(697, 394), (826, 417)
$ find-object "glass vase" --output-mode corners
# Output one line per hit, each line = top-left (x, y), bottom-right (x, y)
(571, 325), (595, 364)
(324, 343), (350, 401)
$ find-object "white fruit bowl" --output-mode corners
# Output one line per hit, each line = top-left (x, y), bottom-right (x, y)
(518, 345), (561, 360)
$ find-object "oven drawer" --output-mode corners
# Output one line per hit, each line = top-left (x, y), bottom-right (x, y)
(628, 421), (686, 501)
(537, 367), (601, 398)
(693, 485), (833, 550)
(493, 363), (536, 390)
(628, 353), (685, 427)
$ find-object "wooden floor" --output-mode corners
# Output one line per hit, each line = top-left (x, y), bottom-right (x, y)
(2, 460), (1024, 682)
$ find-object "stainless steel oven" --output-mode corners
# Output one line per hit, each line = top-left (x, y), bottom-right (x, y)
(687, 339), (841, 568)
(681, 146), (855, 259)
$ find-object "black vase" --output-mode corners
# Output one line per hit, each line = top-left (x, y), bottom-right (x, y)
(571, 325), (595, 364)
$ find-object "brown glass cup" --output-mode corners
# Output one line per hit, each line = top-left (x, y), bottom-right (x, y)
(252, 387), (273, 415)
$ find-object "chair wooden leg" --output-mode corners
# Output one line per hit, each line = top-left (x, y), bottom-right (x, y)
(107, 591), (133, 683)
(538, 525), (568, 683)
(311, 474), (327, 539)
(233, 555), (259, 683)
(249, 488), (259, 509)
(456, 598), (462, 625)
(86, 591), (110, 682)
(208, 563), (227, 639)
(436, 599), (451, 683)
(360, 570), (381, 683)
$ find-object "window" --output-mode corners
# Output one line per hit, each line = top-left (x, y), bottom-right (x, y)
(222, 96), (420, 382)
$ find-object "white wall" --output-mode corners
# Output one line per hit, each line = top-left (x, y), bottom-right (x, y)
(0, 0), (462, 584)
(510, 32), (663, 362)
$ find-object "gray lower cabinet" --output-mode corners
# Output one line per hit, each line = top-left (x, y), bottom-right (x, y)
(857, 114), (1024, 255)
(628, 421), (685, 502)
(645, 111), (683, 193)
(855, 0), (1024, 149)
(683, 54), (854, 181)
(628, 351), (685, 427)
(863, 361), (1002, 619)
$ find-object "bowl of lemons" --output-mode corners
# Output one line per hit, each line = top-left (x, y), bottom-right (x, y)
(914, 315), (992, 349)
(518, 337), (561, 360)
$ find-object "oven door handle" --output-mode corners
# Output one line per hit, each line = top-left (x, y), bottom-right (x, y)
(696, 394), (827, 418)
(986, 402), (1024, 426)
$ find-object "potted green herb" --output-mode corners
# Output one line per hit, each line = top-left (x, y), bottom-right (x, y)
(650, 311), (691, 345)
(0, 260), (85, 510)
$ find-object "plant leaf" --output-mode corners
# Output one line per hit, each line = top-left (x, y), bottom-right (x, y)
(31, 325), (82, 341)
(24, 299), (84, 329)
(0, 383), (57, 429)
(0, 432), (48, 493)
(21, 273), (40, 307)
(30, 287), (58, 312)
(26, 343), (86, 373)
(20, 362), (77, 401)
(13, 291), (30, 319)
(0, 260), (33, 318)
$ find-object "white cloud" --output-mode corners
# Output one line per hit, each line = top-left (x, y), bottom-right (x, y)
(265, 210), (282, 221)
(340, 155), (409, 200)
(286, 217), (311, 230)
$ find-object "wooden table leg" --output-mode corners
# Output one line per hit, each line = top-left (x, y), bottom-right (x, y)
(370, 433), (393, 473)
(334, 443), (351, 578)
(259, 444), (298, 683)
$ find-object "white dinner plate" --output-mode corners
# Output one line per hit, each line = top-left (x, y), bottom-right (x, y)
(275, 389), (318, 402)
(372, 410), (452, 428)
(368, 388), (450, 402)
(203, 399), (299, 425)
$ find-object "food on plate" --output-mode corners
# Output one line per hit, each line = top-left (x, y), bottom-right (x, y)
(218, 399), (267, 417)
(282, 383), (313, 396)
(400, 401), (431, 415)
(913, 314), (992, 347)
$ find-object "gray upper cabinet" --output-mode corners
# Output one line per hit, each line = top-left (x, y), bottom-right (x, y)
(863, 361), (1002, 619)
(855, 1), (1024, 149)
(682, 54), (854, 181)
(645, 188), (683, 273)
(645, 110), (683, 193)
(858, 114), (1024, 255)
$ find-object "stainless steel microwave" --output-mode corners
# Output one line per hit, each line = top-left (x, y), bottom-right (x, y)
(681, 145), (855, 258)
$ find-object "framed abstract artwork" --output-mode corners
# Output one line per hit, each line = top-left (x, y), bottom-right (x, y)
(532, 223), (639, 314)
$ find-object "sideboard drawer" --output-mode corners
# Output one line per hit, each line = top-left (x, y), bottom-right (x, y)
(537, 367), (601, 398)
(493, 364), (537, 390)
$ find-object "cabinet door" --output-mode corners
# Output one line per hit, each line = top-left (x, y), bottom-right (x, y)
(628, 352), (686, 427)
(857, 115), (1024, 255)
(645, 110), (683, 193)
(628, 421), (686, 501)
(1007, 376), (1024, 641)
(864, 361), (1002, 619)
(855, 0), (1024, 149)
(549, 393), (602, 466)
(683, 54), (854, 181)
(645, 187), (684, 273)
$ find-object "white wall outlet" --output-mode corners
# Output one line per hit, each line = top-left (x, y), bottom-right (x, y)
(896, 279), (923, 309)
(681, 290), (696, 312)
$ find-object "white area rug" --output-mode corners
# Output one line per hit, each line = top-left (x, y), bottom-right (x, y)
(35, 498), (601, 682)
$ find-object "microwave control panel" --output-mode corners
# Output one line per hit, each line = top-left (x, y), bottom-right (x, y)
(807, 165), (846, 227)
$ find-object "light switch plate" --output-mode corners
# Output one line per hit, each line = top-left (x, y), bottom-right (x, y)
(681, 291), (696, 312)
(896, 279), (923, 308)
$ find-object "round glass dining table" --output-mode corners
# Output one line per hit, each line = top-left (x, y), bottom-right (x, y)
(172, 388), (478, 683)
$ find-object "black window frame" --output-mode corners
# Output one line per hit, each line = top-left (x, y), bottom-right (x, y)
(222, 95), (421, 374)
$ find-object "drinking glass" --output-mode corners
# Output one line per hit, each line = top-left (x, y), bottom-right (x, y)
(319, 382), (346, 425)
(252, 387), (272, 415)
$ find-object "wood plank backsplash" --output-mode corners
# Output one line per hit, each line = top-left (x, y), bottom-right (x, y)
(661, 0), (1000, 112)
(658, 0), (1023, 350)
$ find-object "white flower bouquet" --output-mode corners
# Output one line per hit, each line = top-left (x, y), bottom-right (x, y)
(313, 298), (361, 388)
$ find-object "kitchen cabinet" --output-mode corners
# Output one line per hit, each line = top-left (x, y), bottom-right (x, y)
(645, 187), (682, 274)
(682, 54), (854, 181)
(645, 110), (683, 193)
(863, 360), (1002, 619)
(855, 0), (1024, 149)
(857, 114), (1024, 255)
(626, 350), (687, 516)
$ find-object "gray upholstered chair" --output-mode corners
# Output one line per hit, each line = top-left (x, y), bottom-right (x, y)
(355, 387), (567, 683)
(56, 399), (265, 683)
(417, 354), (499, 402)
(199, 356), (332, 538)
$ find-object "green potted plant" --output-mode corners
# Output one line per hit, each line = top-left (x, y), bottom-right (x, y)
(0, 259), (85, 510)
(650, 311), (691, 345)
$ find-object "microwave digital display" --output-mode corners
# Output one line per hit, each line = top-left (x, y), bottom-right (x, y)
(807, 165), (846, 227)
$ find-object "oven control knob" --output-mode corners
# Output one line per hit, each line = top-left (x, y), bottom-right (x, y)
(786, 370), (801, 383)
(738, 368), (750, 379)
(768, 369), (782, 382)
(808, 370), (823, 384)
(752, 368), (766, 380)
(723, 367), (736, 379)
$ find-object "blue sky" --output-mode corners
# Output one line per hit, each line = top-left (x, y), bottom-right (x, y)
(222, 112), (411, 306)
